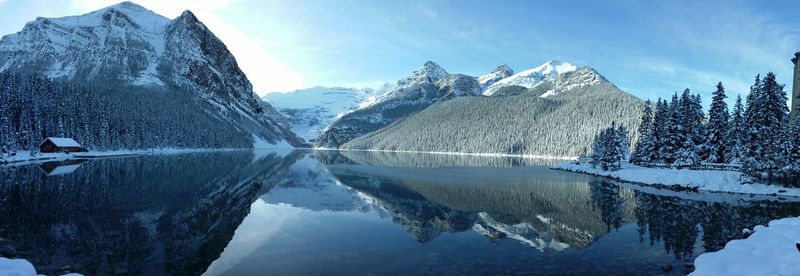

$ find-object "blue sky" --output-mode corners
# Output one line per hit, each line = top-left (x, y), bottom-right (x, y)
(1, 0), (798, 103)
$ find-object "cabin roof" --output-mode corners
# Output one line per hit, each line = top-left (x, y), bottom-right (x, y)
(40, 137), (82, 147)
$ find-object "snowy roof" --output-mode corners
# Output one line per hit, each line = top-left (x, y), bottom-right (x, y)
(40, 137), (82, 147)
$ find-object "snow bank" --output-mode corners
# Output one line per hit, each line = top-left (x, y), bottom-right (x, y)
(692, 216), (800, 275)
(553, 162), (800, 197)
(0, 257), (84, 276)
(0, 258), (36, 276)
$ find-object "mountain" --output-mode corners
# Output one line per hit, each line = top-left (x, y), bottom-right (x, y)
(262, 86), (380, 142)
(0, 1), (303, 150)
(342, 66), (644, 157)
(483, 60), (576, 96)
(314, 61), (482, 148)
(477, 64), (514, 88)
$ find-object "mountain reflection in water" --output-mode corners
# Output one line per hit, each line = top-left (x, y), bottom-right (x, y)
(1, 149), (799, 275)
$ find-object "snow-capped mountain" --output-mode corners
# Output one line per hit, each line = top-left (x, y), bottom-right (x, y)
(537, 67), (607, 98)
(343, 65), (644, 157)
(314, 61), (482, 148)
(477, 64), (514, 88)
(0, 1), (302, 148)
(262, 86), (378, 142)
(483, 60), (577, 96)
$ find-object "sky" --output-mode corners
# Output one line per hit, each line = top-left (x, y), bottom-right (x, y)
(0, 0), (798, 103)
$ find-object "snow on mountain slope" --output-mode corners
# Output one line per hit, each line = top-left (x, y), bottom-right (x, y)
(0, 1), (303, 148)
(483, 60), (576, 96)
(263, 86), (377, 142)
(538, 67), (607, 98)
(477, 64), (514, 88)
(314, 61), (482, 148)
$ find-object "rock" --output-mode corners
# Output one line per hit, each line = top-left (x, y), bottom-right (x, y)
(0, 244), (16, 258)
(660, 264), (673, 272)
(684, 262), (695, 272)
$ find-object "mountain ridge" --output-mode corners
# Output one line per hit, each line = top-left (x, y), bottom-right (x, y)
(0, 1), (303, 149)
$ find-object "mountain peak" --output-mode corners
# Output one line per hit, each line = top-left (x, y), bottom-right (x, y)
(493, 64), (513, 73)
(478, 64), (514, 87)
(106, 1), (148, 11)
(401, 60), (448, 85)
(482, 60), (576, 96)
(530, 60), (577, 76)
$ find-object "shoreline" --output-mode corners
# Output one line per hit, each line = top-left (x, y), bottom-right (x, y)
(0, 148), (292, 166)
(552, 161), (800, 198)
(313, 147), (577, 160)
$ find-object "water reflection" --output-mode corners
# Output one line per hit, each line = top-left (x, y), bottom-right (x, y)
(0, 150), (299, 275)
(1, 150), (799, 275)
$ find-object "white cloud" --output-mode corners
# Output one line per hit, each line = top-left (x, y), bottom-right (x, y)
(70, 0), (306, 95)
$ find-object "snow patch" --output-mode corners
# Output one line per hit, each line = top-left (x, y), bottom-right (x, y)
(553, 162), (800, 197)
(0, 258), (36, 276)
(692, 216), (800, 275)
(252, 134), (294, 149)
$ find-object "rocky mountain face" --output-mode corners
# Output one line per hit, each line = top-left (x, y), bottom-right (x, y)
(483, 60), (576, 96)
(343, 66), (644, 157)
(314, 61), (482, 148)
(477, 64), (514, 88)
(0, 2), (302, 148)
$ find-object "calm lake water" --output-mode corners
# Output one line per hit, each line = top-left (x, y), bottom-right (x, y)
(2, 149), (799, 275)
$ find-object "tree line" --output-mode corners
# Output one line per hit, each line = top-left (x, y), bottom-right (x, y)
(592, 72), (800, 187)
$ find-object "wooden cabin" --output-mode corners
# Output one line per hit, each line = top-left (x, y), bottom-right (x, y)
(39, 137), (85, 153)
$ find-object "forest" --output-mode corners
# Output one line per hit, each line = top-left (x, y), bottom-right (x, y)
(0, 73), (255, 156)
(592, 72), (800, 187)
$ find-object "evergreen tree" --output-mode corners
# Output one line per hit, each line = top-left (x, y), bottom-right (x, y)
(784, 118), (800, 187)
(617, 123), (630, 161)
(632, 100), (654, 164)
(705, 82), (729, 163)
(662, 93), (684, 165)
(741, 75), (763, 182)
(591, 122), (628, 171)
(650, 99), (669, 163)
(725, 95), (745, 164)
(760, 72), (789, 182)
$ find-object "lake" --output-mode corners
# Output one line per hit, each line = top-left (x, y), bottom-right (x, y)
(1, 149), (799, 275)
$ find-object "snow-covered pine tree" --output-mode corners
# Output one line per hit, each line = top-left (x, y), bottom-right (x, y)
(650, 99), (669, 163)
(760, 72), (789, 183)
(662, 93), (684, 165)
(705, 82), (729, 163)
(617, 123), (630, 161)
(591, 128), (607, 169)
(675, 134), (702, 168)
(591, 123), (627, 171)
(631, 100), (654, 164)
(784, 118), (800, 187)
(725, 95), (745, 164)
(741, 75), (764, 183)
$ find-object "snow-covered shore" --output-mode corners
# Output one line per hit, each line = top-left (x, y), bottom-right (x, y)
(0, 148), (243, 166)
(552, 162), (800, 197)
(691, 216), (800, 275)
